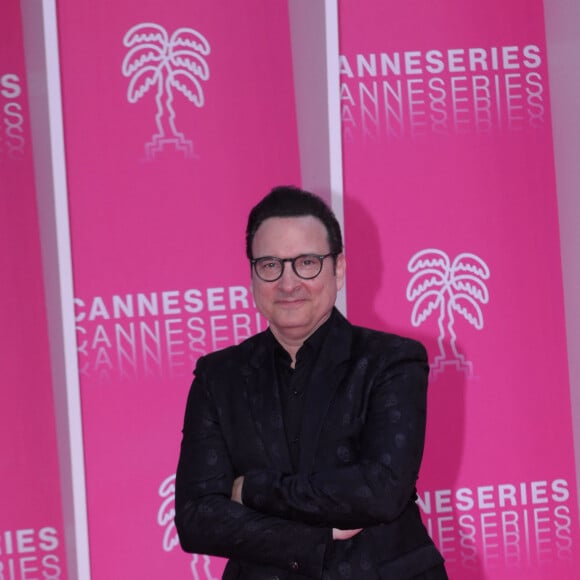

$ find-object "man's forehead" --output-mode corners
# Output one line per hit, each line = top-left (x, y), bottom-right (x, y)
(252, 216), (329, 253)
(256, 215), (325, 232)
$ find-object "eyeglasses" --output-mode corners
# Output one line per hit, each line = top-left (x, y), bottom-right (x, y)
(250, 253), (336, 282)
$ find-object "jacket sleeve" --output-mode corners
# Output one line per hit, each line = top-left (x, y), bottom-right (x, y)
(174, 357), (331, 578)
(242, 339), (429, 529)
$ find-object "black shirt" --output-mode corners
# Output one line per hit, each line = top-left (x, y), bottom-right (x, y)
(269, 310), (335, 470)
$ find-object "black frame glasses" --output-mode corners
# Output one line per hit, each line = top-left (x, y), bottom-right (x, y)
(250, 253), (336, 282)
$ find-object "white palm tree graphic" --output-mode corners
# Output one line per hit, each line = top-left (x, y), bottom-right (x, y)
(406, 249), (490, 377)
(158, 474), (218, 580)
(122, 23), (210, 160)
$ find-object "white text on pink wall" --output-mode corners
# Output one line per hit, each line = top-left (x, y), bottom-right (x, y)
(75, 286), (267, 381)
(418, 479), (573, 570)
(341, 44), (546, 140)
(0, 527), (61, 580)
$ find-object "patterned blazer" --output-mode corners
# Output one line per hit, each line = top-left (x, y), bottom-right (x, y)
(175, 308), (445, 579)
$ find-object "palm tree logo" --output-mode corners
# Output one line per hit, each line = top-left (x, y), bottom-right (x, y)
(122, 23), (210, 160)
(158, 474), (219, 580)
(406, 249), (490, 378)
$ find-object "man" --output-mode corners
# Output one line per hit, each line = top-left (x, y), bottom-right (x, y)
(175, 186), (447, 579)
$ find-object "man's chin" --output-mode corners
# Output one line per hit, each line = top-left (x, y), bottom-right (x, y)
(270, 311), (309, 332)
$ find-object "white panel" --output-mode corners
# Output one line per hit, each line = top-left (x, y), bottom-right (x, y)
(544, 0), (580, 525)
(288, 0), (346, 314)
(19, 1), (91, 578)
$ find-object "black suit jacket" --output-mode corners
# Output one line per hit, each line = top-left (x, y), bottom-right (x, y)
(175, 309), (445, 579)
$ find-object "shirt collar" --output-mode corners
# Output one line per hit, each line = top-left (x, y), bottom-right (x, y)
(266, 308), (338, 365)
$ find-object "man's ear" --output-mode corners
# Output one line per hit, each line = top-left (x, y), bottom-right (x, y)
(335, 253), (346, 291)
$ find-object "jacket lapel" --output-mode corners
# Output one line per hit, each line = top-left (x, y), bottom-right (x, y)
(243, 335), (293, 473)
(298, 310), (353, 472)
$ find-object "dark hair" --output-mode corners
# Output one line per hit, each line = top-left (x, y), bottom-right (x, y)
(245, 185), (343, 259)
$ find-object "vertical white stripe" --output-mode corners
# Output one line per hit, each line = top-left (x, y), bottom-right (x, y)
(544, 0), (580, 526)
(20, 1), (91, 578)
(324, 0), (347, 316)
(288, 0), (346, 315)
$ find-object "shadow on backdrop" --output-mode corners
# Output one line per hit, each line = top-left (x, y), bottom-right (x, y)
(342, 193), (486, 579)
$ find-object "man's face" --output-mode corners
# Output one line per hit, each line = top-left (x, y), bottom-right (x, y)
(251, 215), (345, 346)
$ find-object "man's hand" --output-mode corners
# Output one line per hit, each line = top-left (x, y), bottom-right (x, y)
(231, 476), (244, 504)
(231, 476), (361, 539)
(332, 528), (363, 541)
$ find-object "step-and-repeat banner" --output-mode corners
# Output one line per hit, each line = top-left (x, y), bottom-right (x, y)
(3, 1), (579, 579)
(1, 0), (67, 578)
(339, 0), (579, 578)
(56, 1), (301, 578)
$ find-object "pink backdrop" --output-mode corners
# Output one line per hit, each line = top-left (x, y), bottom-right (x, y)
(339, 0), (579, 578)
(56, 1), (301, 577)
(0, 0), (67, 578)
(3, 1), (580, 579)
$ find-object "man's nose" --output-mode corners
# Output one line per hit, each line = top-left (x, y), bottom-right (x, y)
(277, 262), (301, 290)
